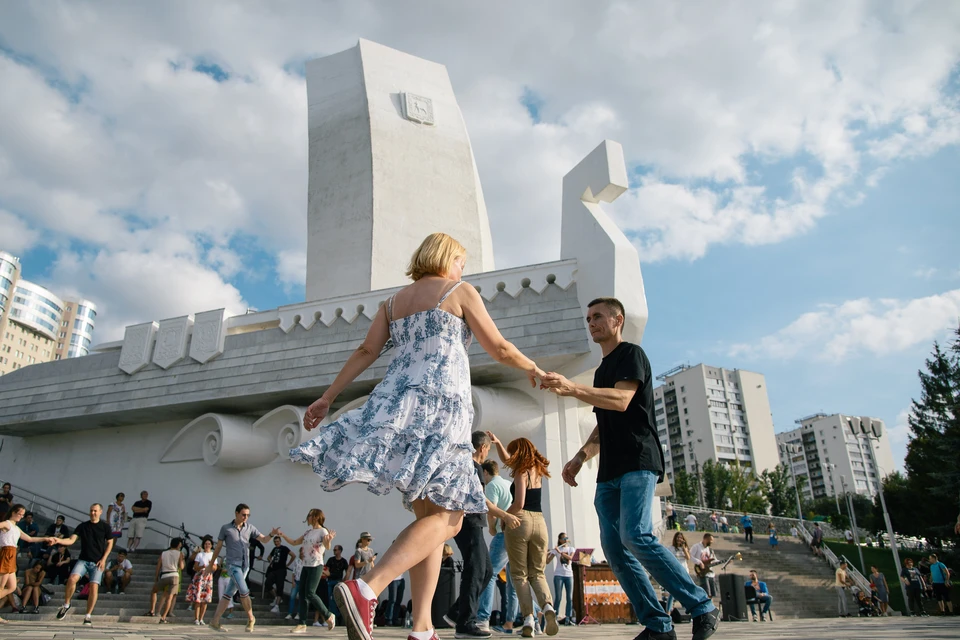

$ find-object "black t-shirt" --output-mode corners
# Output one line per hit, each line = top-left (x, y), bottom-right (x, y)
(464, 460), (487, 527)
(593, 341), (664, 483)
(267, 545), (291, 572)
(132, 499), (152, 518)
(325, 556), (348, 581)
(75, 520), (112, 562)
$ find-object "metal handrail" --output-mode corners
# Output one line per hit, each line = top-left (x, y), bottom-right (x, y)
(665, 502), (842, 538)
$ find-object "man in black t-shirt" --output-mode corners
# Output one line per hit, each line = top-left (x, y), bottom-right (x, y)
(264, 536), (293, 612)
(542, 297), (719, 640)
(325, 545), (349, 620)
(127, 490), (152, 552)
(51, 503), (114, 626)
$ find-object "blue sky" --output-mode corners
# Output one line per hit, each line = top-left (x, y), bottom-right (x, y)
(2, 2), (959, 472)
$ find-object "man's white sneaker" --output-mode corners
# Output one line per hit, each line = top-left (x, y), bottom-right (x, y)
(271, 604), (281, 614)
(521, 615), (536, 638)
(477, 620), (491, 633)
(285, 614), (293, 620)
(542, 605), (558, 636)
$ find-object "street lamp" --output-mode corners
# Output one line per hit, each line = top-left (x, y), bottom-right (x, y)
(839, 474), (868, 576)
(688, 441), (704, 507)
(779, 442), (804, 521)
(846, 416), (911, 615)
(828, 463), (841, 515)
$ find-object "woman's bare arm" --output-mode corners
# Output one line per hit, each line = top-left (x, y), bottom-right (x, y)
(508, 472), (527, 515)
(459, 284), (544, 382)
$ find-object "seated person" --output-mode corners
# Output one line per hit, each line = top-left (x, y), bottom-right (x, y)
(45, 546), (73, 585)
(744, 570), (773, 621)
(19, 560), (46, 613)
(103, 550), (134, 594)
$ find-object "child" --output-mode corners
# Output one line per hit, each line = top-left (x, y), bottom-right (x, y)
(768, 523), (778, 550)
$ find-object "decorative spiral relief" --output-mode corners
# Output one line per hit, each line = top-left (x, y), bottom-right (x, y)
(160, 407), (307, 469)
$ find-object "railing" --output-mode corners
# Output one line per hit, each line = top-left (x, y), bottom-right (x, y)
(665, 502), (843, 539)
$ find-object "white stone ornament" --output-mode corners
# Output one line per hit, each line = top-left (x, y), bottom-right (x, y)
(189, 309), (227, 364)
(118, 321), (159, 375)
(153, 315), (194, 370)
(402, 92), (435, 125)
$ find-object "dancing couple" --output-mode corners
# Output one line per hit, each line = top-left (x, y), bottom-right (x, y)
(289, 233), (718, 640)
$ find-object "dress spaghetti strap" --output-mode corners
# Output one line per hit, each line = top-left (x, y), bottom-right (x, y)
(437, 281), (464, 308)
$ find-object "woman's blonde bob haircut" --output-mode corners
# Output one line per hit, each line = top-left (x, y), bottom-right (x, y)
(406, 233), (467, 281)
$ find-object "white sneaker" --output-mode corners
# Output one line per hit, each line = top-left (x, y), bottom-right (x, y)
(270, 605), (281, 614)
(521, 614), (536, 638)
(285, 614), (293, 620)
(195, 620), (202, 626)
(477, 620), (491, 632)
(542, 605), (558, 636)
(313, 621), (324, 627)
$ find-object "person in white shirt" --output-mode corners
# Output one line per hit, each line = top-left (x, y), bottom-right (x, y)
(719, 515), (729, 534)
(688, 534), (718, 600)
(286, 548), (304, 621)
(279, 508), (337, 634)
(844, 530), (854, 544)
(153, 538), (185, 624)
(103, 550), (133, 594)
(685, 514), (698, 532)
(186, 536), (217, 625)
(546, 533), (576, 624)
(665, 532), (691, 613)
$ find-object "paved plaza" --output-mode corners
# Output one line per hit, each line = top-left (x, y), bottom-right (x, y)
(2, 618), (959, 640)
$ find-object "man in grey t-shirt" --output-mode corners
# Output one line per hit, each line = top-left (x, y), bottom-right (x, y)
(206, 503), (278, 632)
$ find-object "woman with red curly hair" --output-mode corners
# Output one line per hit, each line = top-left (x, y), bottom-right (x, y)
(489, 433), (558, 637)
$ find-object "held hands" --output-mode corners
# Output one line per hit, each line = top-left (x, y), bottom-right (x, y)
(304, 397), (332, 431)
(526, 364), (547, 388)
(539, 372), (577, 396)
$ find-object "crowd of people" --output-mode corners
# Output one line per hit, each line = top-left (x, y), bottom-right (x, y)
(2, 233), (727, 640)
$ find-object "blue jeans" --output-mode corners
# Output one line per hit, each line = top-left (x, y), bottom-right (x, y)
(327, 580), (341, 618)
(595, 470), (715, 634)
(478, 532), (518, 624)
(70, 560), (104, 585)
(221, 564), (250, 599)
(288, 577), (300, 616)
(749, 594), (772, 616)
(385, 577), (405, 625)
(553, 575), (573, 619)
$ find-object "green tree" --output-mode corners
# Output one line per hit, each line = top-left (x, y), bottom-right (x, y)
(904, 326), (960, 543)
(726, 462), (769, 513)
(761, 464), (795, 517)
(702, 460), (731, 510)
(672, 468), (699, 506)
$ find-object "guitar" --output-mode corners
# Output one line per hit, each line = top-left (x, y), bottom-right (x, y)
(694, 552), (742, 578)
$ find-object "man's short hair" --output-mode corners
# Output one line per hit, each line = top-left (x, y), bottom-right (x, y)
(55, 515), (65, 522)
(587, 297), (625, 318)
(24, 511), (32, 517)
(90, 503), (102, 511)
(118, 550), (127, 556)
(840, 561), (847, 566)
(703, 533), (714, 540)
(472, 431), (491, 451)
(482, 460), (500, 476)
(235, 503), (250, 513)
(274, 535), (281, 542)
(170, 537), (182, 549)
(930, 554), (938, 561)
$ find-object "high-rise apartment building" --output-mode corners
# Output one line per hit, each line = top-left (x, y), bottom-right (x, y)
(654, 364), (779, 486)
(775, 413), (895, 501)
(0, 250), (97, 376)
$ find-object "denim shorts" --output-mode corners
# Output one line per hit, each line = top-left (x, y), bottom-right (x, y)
(70, 560), (104, 585)
(221, 564), (250, 599)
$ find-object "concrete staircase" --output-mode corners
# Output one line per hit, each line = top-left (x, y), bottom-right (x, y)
(663, 532), (843, 619)
(4, 548), (303, 627)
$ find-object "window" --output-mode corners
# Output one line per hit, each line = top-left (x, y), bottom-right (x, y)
(683, 408), (688, 415)
(682, 397), (686, 404)
(680, 386), (685, 392)
(685, 419), (689, 426)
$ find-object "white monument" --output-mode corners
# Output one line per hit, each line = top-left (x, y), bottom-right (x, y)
(305, 39), (495, 301)
(0, 41), (656, 577)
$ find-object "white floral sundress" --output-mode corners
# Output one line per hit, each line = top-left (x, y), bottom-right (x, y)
(289, 282), (487, 514)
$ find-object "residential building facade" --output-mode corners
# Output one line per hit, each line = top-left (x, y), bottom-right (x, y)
(654, 364), (780, 488)
(0, 250), (97, 376)
(775, 413), (895, 500)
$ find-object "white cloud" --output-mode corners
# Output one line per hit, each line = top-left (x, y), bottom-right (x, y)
(0, 0), (958, 334)
(913, 267), (938, 279)
(729, 289), (960, 361)
(0, 210), (40, 254)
